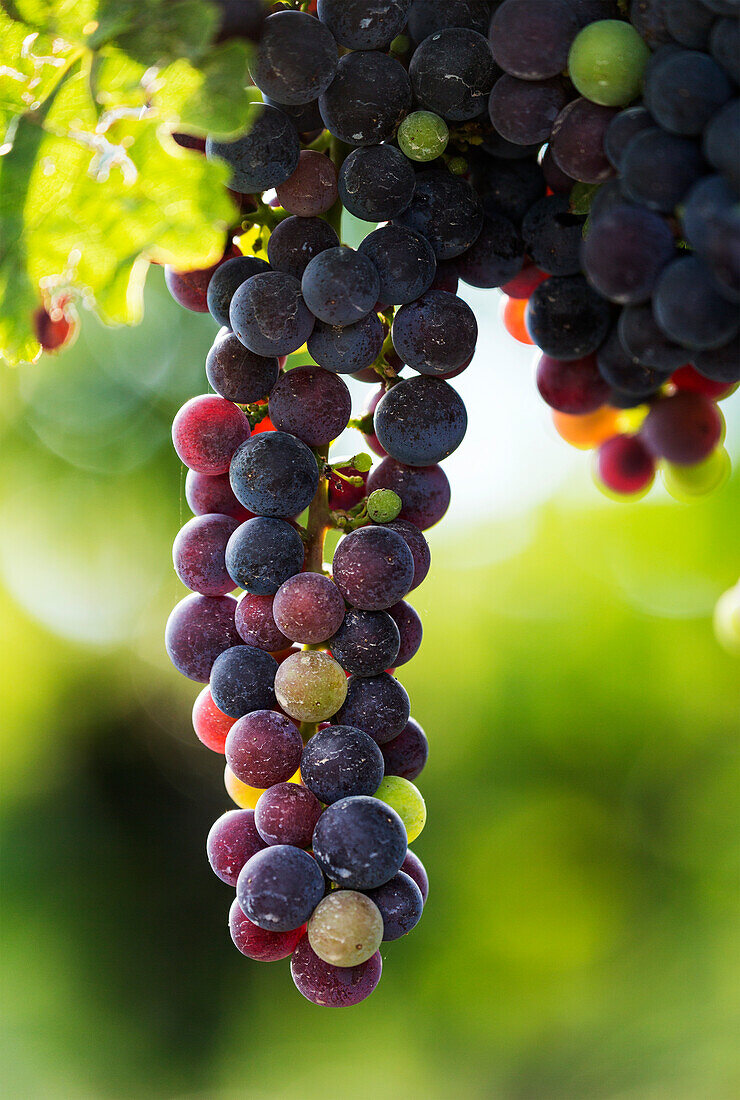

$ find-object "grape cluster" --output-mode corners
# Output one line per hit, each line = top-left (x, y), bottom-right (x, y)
(163, 0), (738, 1005)
(487, 0), (739, 498)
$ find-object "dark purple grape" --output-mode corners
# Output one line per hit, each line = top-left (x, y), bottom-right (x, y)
(665, 0), (715, 49)
(173, 513), (240, 596)
(490, 0), (580, 79)
(248, 10), (337, 106)
(332, 527), (414, 611)
(334, 673), (411, 745)
(237, 845), (325, 932)
(489, 75), (572, 146)
(254, 783), (323, 848)
(235, 593), (290, 651)
(206, 104), (299, 192)
(456, 214), (525, 289)
(645, 49), (733, 136)
(381, 717), (428, 781)
(319, 51), (412, 146)
(621, 128), (704, 213)
(364, 871), (423, 940)
(392, 290), (478, 375)
(215, 0), (266, 43)
(317, 0), (410, 50)
(301, 725), (385, 805)
(692, 336), (740, 383)
(483, 130), (543, 160)
(653, 257), (739, 351)
(230, 432), (319, 518)
(268, 365), (351, 447)
(337, 145), (416, 223)
(165, 593), (240, 682)
(225, 709), (303, 787)
(382, 520), (430, 590)
(229, 898), (304, 961)
(186, 470), (252, 523)
(475, 156), (547, 224)
(522, 195), (585, 277)
(567, 0), (621, 23)
(267, 216), (340, 281)
(358, 226), (436, 307)
(312, 795), (407, 889)
(276, 151), (338, 218)
(630, 0), (672, 47)
(307, 314), (384, 374)
(703, 100), (740, 193)
(407, 0), (491, 39)
(395, 170), (483, 260)
(206, 256), (270, 327)
(526, 276), (612, 360)
(205, 333), (280, 404)
(618, 304), (690, 370)
(401, 849), (428, 903)
(225, 516), (304, 594)
(536, 353), (610, 413)
(273, 572), (346, 645)
(596, 327), (669, 396)
(374, 375), (467, 466)
(263, 95), (324, 134)
(387, 601), (423, 666)
(550, 98), (618, 184)
(581, 204), (675, 304)
(206, 808), (267, 886)
(710, 19), (740, 83)
(291, 935), (382, 1006)
(209, 645), (278, 718)
(329, 609), (400, 677)
(230, 271), (314, 358)
(301, 246), (380, 327)
(641, 391), (723, 464)
(605, 106), (655, 170)
(410, 28), (497, 121)
(366, 459), (451, 530)
(541, 145), (575, 193)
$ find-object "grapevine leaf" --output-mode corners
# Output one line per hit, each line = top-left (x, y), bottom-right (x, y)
(154, 42), (255, 139)
(1, 64), (236, 363)
(0, 0), (97, 42)
(0, 12), (80, 140)
(90, 0), (220, 66)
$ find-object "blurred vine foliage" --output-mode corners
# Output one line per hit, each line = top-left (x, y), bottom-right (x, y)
(0, 0), (259, 365)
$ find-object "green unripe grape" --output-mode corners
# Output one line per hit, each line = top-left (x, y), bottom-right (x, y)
(398, 111), (449, 163)
(446, 156), (468, 176)
(367, 488), (402, 523)
(274, 650), (347, 722)
(714, 582), (740, 657)
(374, 775), (426, 842)
(308, 891), (384, 967)
(568, 20), (649, 107)
(662, 446), (730, 502)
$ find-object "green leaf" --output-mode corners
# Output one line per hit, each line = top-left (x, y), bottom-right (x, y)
(91, 0), (220, 66)
(1, 64), (237, 363)
(1, 0), (97, 42)
(155, 42), (254, 138)
(0, 12), (81, 140)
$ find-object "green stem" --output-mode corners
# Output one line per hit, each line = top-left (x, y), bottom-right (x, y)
(324, 136), (349, 239)
(304, 444), (330, 574)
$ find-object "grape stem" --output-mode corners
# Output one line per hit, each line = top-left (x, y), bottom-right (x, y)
(304, 443), (330, 573)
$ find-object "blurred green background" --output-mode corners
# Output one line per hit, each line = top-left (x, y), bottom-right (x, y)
(1, 270), (739, 1100)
